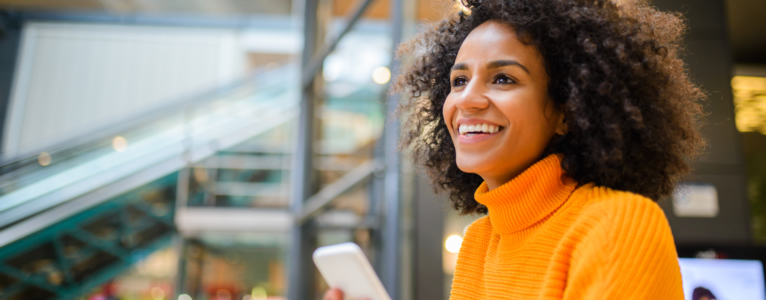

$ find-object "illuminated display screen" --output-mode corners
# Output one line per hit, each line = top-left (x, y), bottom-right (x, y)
(679, 258), (765, 300)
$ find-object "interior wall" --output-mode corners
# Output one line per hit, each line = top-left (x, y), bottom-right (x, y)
(0, 13), (21, 153)
(2, 21), (246, 160)
(653, 0), (751, 245)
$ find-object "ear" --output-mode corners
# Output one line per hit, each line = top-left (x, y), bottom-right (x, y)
(555, 113), (568, 135)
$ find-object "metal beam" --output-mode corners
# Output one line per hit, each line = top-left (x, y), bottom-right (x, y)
(288, 0), (378, 298)
(173, 235), (188, 299)
(176, 208), (294, 233)
(301, 0), (376, 88)
(0, 264), (59, 295)
(381, 0), (404, 297)
(297, 159), (382, 224)
(287, 0), (321, 298)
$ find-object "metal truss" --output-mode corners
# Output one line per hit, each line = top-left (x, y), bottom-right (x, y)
(288, 0), (404, 298)
(0, 173), (178, 300)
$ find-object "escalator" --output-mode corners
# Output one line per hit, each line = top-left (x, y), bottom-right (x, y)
(0, 67), (300, 300)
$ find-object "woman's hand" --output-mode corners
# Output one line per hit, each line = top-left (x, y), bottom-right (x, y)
(323, 287), (372, 300)
(323, 288), (344, 300)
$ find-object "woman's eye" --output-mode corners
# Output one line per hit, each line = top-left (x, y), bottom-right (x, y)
(493, 74), (515, 85)
(452, 77), (467, 87)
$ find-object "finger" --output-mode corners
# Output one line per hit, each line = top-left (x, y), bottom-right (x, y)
(323, 288), (344, 300)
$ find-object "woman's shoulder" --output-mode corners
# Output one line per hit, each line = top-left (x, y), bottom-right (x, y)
(576, 184), (667, 220)
(564, 186), (684, 298)
(465, 215), (492, 235)
(570, 184), (673, 239)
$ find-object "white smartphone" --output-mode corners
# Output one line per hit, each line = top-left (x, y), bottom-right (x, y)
(312, 242), (392, 300)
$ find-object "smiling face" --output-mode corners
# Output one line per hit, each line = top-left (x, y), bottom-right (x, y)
(444, 20), (566, 190)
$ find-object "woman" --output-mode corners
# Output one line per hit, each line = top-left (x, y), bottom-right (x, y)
(327, 0), (703, 298)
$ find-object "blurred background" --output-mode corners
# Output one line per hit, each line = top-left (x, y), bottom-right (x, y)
(0, 0), (762, 299)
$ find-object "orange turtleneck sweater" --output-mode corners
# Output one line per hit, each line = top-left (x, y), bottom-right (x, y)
(450, 154), (684, 299)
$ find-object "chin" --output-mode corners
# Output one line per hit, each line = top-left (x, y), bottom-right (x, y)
(455, 155), (490, 175)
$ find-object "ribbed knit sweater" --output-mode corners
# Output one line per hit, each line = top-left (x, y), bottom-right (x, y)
(450, 154), (684, 299)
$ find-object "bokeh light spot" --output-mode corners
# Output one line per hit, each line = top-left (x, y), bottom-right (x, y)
(113, 136), (128, 152)
(252, 286), (267, 300)
(38, 152), (51, 166)
(372, 66), (391, 84)
(178, 294), (192, 300)
(445, 234), (463, 253)
(150, 287), (165, 300)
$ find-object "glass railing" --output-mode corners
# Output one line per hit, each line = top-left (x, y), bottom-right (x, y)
(0, 66), (300, 230)
(182, 89), (388, 209)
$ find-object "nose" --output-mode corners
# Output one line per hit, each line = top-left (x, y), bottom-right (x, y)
(454, 79), (490, 111)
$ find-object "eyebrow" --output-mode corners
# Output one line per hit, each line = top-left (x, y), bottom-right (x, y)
(451, 60), (530, 74)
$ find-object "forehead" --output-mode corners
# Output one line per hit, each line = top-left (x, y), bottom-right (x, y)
(455, 21), (542, 70)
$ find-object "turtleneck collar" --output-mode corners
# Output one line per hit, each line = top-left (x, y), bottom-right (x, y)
(474, 154), (577, 235)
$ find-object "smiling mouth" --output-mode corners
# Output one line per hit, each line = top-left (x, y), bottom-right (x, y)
(458, 124), (503, 136)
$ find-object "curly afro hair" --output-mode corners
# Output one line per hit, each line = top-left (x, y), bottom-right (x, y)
(395, 0), (706, 215)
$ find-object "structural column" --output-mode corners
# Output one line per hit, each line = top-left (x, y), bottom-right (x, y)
(287, 0), (323, 298)
(381, 0), (404, 297)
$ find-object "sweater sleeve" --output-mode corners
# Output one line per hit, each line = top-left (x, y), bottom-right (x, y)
(562, 192), (685, 300)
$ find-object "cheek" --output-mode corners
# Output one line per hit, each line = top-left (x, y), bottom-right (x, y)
(500, 99), (549, 136)
(442, 96), (456, 136)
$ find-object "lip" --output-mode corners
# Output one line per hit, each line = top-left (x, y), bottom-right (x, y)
(458, 131), (501, 144)
(454, 118), (504, 144)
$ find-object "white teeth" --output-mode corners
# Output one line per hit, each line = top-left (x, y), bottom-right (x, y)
(457, 124), (501, 135)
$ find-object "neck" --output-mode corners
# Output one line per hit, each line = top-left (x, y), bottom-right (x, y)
(474, 154), (577, 234)
(482, 155), (546, 190)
